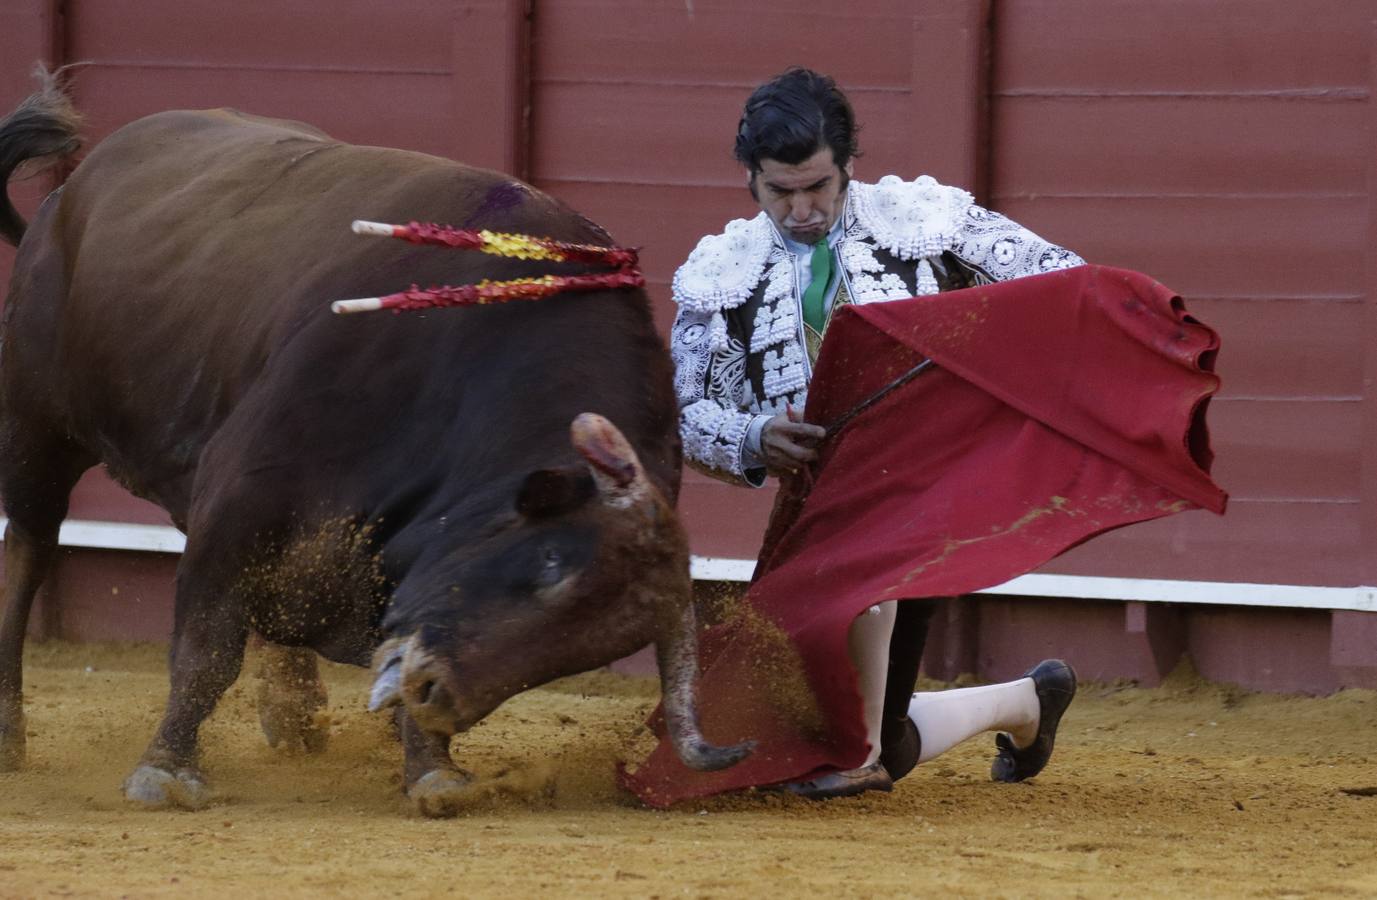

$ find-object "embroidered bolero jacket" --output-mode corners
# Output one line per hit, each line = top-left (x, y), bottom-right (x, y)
(670, 175), (1084, 487)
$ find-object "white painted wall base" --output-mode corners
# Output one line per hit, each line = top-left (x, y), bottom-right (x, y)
(687, 558), (1377, 613)
(5, 519), (1374, 613)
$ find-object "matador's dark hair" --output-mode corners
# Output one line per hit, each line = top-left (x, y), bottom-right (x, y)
(733, 67), (861, 175)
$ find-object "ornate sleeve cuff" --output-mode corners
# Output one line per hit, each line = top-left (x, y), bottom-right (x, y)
(680, 401), (768, 488)
(739, 414), (773, 487)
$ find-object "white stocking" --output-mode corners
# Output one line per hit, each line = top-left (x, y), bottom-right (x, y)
(847, 601), (896, 767)
(907, 678), (1040, 764)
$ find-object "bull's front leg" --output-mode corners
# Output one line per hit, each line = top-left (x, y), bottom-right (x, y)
(395, 708), (473, 818)
(255, 641), (329, 753)
(123, 606), (249, 810)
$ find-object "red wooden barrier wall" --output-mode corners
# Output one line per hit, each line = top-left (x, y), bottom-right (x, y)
(2, 0), (1375, 691)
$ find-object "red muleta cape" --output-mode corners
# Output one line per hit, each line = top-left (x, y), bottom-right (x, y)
(622, 265), (1228, 808)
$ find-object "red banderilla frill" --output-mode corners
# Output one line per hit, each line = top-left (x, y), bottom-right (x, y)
(361, 220), (640, 269)
(332, 271), (647, 315)
(331, 219), (644, 314)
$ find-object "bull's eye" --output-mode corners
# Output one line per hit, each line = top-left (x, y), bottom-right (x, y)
(536, 547), (564, 586)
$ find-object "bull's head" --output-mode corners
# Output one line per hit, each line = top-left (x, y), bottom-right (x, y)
(368, 413), (751, 774)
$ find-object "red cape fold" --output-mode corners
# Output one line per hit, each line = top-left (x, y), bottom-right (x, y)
(622, 265), (1227, 808)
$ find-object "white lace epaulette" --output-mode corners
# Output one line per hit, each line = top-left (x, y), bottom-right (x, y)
(672, 213), (774, 313)
(849, 175), (974, 261)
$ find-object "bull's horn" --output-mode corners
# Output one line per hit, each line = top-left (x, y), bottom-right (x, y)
(570, 413), (648, 508)
(656, 599), (755, 772)
(368, 640), (407, 712)
(572, 412), (750, 770)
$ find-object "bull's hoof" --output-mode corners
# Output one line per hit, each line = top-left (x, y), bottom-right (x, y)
(257, 688), (329, 755)
(0, 717), (25, 772)
(258, 707), (329, 754)
(408, 768), (475, 818)
(301, 724), (328, 755)
(122, 765), (211, 810)
(681, 738), (756, 773)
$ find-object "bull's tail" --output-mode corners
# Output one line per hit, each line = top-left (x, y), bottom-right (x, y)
(0, 65), (81, 247)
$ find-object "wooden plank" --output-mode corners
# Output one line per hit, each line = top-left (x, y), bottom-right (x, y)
(531, 1), (924, 88)
(48, 550), (177, 643)
(72, 68), (459, 155)
(677, 478), (775, 560)
(1188, 298), (1364, 401)
(530, 82), (742, 187)
(994, 0), (1368, 93)
(1206, 399), (1362, 502)
(67, 0), (456, 72)
(66, 1), (532, 170)
(451, 0), (529, 176)
(1180, 606), (1339, 695)
(994, 97), (1366, 196)
(992, 195), (1366, 300)
(0, 0), (62, 303)
(1363, 12), (1377, 586)
(67, 470), (175, 527)
(532, 83), (953, 193)
(0, 1), (61, 98)
(908, 1), (991, 194)
(1044, 500), (1361, 587)
(531, 2), (993, 204)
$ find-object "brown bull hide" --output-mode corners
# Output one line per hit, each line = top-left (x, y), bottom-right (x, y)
(0, 81), (748, 816)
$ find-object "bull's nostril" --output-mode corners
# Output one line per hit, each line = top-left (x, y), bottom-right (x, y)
(417, 679), (437, 705)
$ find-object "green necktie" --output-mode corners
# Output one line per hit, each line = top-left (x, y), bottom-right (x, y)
(801, 239), (832, 333)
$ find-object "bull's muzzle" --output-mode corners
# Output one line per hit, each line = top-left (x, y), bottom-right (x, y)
(369, 636), (463, 734)
(368, 643), (405, 712)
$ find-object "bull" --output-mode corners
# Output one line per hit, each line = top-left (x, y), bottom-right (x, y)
(0, 74), (750, 815)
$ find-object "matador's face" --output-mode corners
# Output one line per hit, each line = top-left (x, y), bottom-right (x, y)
(750, 146), (852, 245)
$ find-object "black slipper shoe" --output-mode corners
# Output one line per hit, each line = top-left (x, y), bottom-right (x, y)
(880, 716), (921, 782)
(990, 659), (1077, 783)
(783, 761), (894, 800)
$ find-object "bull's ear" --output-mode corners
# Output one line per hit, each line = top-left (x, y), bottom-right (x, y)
(517, 466), (596, 518)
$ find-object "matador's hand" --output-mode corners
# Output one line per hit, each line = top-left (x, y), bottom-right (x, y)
(760, 412), (826, 475)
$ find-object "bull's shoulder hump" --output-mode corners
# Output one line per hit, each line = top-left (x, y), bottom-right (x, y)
(99, 109), (333, 150)
(330, 150), (607, 239)
(343, 143), (535, 198)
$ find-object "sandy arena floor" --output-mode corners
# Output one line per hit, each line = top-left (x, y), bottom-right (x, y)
(0, 641), (1374, 898)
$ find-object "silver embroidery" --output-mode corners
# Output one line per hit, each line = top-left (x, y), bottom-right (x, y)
(839, 239), (914, 303)
(750, 299), (797, 354)
(762, 343), (807, 399)
(850, 175), (970, 261)
(751, 390), (807, 417)
(672, 214), (775, 313)
(953, 204), (1085, 280)
(670, 176), (1082, 484)
(670, 307), (715, 406)
(709, 335), (748, 407)
(680, 399), (753, 480)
